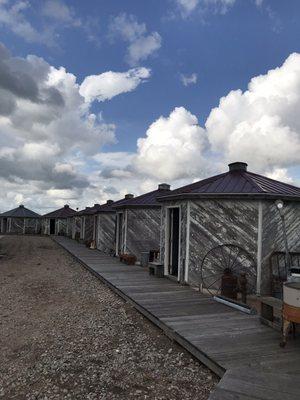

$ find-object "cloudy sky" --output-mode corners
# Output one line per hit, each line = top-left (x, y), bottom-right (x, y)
(1, 0), (300, 213)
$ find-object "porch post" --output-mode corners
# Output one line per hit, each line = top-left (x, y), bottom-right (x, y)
(184, 201), (191, 284)
(256, 201), (263, 296)
(123, 210), (128, 253)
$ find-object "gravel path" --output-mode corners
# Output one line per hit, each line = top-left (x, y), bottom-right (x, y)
(0, 235), (217, 400)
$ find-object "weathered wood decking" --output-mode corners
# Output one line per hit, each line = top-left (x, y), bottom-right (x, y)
(54, 236), (300, 400)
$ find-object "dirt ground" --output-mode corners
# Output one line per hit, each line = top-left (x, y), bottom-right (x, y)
(0, 235), (217, 400)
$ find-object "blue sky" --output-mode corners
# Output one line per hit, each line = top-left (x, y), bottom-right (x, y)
(1, 0), (300, 212)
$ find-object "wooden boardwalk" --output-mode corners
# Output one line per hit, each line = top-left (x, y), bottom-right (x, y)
(54, 236), (300, 400)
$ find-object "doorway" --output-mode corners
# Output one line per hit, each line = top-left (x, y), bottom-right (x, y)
(167, 208), (180, 277)
(2, 218), (7, 233)
(50, 219), (56, 235)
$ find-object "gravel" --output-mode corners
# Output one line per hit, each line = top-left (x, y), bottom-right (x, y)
(0, 235), (217, 399)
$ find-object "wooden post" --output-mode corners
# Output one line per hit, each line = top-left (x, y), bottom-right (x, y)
(184, 201), (191, 284)
(256, 201), (263, 296)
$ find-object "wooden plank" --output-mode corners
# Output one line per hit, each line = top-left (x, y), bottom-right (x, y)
(53, 236), (300, 400)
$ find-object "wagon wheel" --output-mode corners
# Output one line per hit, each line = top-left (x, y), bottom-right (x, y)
(200, 244), (256, 296)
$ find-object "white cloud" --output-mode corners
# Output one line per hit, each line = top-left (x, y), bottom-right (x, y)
(266, 168), (293, 184)
(134, 107), (208, 180)
(79, 68), (151, 103)
(181, 73), (198, 86)
(109, 13), (162, 66)
(176, 0), (199, 17)
(255, 0), (263, 7)
(0, 0), (44, 44)
(0, 0), (94, 47)
(0, 42), (152, 213)
(205, 53), (300, 171)
(41, 0), (81, 26)
(175, 0), (235, 17)
(127, 33), (162, 66)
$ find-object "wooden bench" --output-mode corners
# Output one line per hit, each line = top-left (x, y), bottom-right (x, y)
(260, 296), (282, 330)
(149, 262), (164, 278)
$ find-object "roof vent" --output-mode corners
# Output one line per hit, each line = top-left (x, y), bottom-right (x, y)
(125, 194), (134, 199)
(94, 203), (100, 207)
(19, 204), (24, 208)
(228, 162), (248, 172)
(158, 183), (170, 191)
(64, 204), (69, 208)
(106, 200), (114, 205)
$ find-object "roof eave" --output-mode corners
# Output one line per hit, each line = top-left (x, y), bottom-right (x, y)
(157, 192), (300, 202)
(114, 204), (161, 209)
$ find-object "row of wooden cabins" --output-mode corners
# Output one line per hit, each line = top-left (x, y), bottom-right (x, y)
(1, 162), (300, 297)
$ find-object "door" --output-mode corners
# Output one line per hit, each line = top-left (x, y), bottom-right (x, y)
(50, 219), (56, 235)
(168, 208), (180, 277)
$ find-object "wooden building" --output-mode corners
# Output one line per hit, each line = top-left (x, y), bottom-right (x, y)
(158, 162), (300, 296)
(42, 204), (76, 235)
(0, 205), (41, 234)
(115, 184), (171, 261)
(94, 200), (119, 254)
(76, 204), (101, 243)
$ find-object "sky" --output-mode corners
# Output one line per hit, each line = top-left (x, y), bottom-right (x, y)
(1, 0), (300, 213)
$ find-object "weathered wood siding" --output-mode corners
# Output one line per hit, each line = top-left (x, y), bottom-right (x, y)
(0, 217), (41, 234)
(96, 212), (116, 254)
(24, 218), (41, 234)
(9, 217), (24, 234)
(83, 215), (94, 242)
(261, 201), (300, 294)
(124, 208), (161, 261)
(42, 218), (50, 235)
(72, 216), (81, 239)
(188, 199), (258, 288)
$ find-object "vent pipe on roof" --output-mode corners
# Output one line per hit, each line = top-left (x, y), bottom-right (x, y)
(94, 203), (100, 207)
(64, 204), (69, 208)
(106, 200), (114, 205)
(125, 194), (134, 199)
(19, 204), (24, 208)
(158, 183), (170, 191)
(228, 162), (248, 172)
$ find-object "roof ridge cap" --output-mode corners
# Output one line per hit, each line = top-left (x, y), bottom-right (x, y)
(242, 171), (265, 193)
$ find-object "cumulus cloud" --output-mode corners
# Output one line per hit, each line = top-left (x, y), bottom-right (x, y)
(133, 53), (300, 184)
(134, 107), (208, 180)
(80, 68), (151, 103)
(0, 42), (151, 213)
(109, 13), (162, 66)
(180, 73), (198, 86)
(205, 53), (300, 171)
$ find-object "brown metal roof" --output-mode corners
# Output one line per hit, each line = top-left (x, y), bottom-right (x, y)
(43, 204), (77, 218)
(76, 204), (102, 216)
(158, 162), (300, 201)
(0, 205), (40, 218)
(115, 184), (171, 209)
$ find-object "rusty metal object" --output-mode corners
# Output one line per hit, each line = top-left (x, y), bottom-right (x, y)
(200, 244), (256, 296)
(238, 272), (248, 304)
(221, 268), (238, 300)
